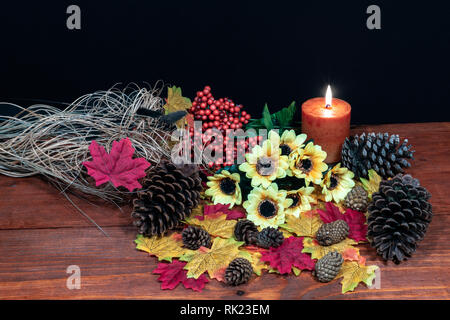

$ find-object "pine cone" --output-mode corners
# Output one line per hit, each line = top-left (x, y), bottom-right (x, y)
(344, 185), (369, 212)
(368, 174), (432, 263)
(257, 227), (284, 249)
(182, 226), (211, 250)
(316, 220), (349, 246)
(342, 132), (414, 179)
(225, 258), (253, 286)
(313, 251), (344, 282)
(234, 219), (258, 245)
(131, 160), (202, 236)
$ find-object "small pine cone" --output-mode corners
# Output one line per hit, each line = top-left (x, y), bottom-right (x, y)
(182, 226), (211, 250)
(234, 219), (258, 245)
(344, 185), (369, 212)
(225, 258), (253, 286)
(313, 251), (344, 282)
(257, 227), (284, 249)
(316, 220), (349, 246)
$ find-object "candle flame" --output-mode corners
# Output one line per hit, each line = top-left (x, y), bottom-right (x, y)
(325, 85), (332, 108)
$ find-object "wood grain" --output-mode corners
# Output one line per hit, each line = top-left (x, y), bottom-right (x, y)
(0, 122), (449, 300)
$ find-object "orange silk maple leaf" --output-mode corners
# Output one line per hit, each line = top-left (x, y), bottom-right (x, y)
(83, 138), (150, 192)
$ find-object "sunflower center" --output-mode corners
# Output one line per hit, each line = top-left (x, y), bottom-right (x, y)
(256, 156), (276, 176)
(280, 144), (292, 156)
(258, 199), (278, 218)
(329, 174), (339, 190)
(219, 178), (236, 195)
(296, 158), (312, 173)
(287, 194), (300, 208)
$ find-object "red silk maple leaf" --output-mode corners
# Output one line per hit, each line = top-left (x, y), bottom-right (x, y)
(260, 236), (315, 274)
(317, 202), (368, 242)
(152, 260), (209, 292)
(82, 138), (150, 192)
(196, 204), (245, 221)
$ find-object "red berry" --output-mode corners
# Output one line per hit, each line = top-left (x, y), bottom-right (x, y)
(202, 115), (207, 120)
(210, 105), (216, 111)
(201, 102), (207, 108)
(205, 109), (211, 115)
(204, 86), (211, 91)
(245, 114), (251, 119)
(241, 111), (247, 116)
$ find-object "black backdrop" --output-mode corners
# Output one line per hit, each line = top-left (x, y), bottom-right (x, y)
(0, 0), (449, 124)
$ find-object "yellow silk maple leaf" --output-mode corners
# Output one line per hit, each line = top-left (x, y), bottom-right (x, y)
(360, 169), (382, 200)
(302, 237), (358, 260)
(337, 261), (379, 293)
(135, 233), (193, 262)
(187, 213), (237, 238)
(180, 237), (246, 279)
(240, 247), (269, 276)
(280, 211), (323, 238)
(163, 86), (192, 128)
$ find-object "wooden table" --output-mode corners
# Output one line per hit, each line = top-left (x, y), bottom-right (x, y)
(0, 123), (449, 300)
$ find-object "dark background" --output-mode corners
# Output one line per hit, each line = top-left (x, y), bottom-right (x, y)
(0, 0), (449, 124)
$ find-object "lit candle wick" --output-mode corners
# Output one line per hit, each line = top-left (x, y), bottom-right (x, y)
(325, 85), (332, 109)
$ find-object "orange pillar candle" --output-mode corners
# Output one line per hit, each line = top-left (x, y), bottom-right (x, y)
(301, 86), (351, 163)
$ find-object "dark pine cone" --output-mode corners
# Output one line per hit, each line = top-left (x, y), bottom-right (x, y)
(313, 251), (344, 282)
(234, 219), (258, 245)
(342, 132), (414, 179)
(368, 174), (432, 263)
(257, 227), (284, 249)
(131, 160), (202, 237)
(344, 185), (369, 212)
(316, 220), (349, 246)
(224, 258), (253, 286)
(182, 226), (211, 250)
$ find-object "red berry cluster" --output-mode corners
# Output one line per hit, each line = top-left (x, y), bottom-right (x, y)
(187, 86), (261, 171)
(189, 86), (251, 130)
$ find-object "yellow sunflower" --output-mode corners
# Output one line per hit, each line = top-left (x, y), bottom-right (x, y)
(284, 186), (316, 218)
(243, 183), (292, 228)
(239, 133), (289, 188)
(321, 163), (355, 203)
(277, 130), (307, 156)
(205, 170), (242, 208)
(288, 142), (328, 184)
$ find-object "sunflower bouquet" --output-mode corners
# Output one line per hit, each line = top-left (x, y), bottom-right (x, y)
(205, 129), (355, 229)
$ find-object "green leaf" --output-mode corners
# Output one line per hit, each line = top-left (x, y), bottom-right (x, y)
(273, 101), (296, 128)
(262, 104), (273, 130)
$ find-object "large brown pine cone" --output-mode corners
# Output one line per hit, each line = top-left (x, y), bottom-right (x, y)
(368, 174), (432, 263)
(131, 160), (202, 236)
